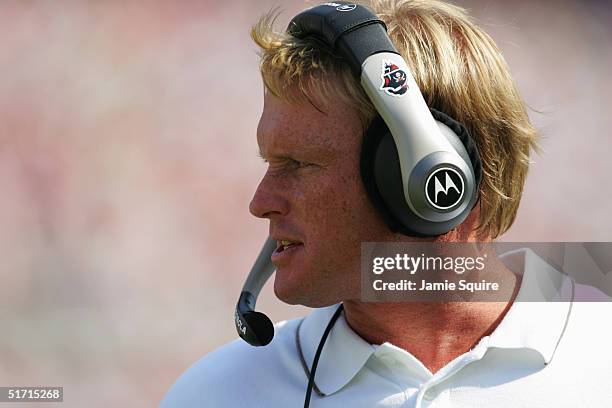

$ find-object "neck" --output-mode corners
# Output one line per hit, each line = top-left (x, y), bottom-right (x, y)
(343, 254), (521, 374)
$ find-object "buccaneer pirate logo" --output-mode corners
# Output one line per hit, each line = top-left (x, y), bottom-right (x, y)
(380, 60), (409, 97)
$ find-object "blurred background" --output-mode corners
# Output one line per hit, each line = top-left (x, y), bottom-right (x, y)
(0, 0), (611, 406)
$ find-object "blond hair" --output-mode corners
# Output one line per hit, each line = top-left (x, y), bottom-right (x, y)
(251, 0), (540, 239)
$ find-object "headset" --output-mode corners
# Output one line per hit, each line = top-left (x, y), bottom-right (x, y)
(233, 2), (483, 406)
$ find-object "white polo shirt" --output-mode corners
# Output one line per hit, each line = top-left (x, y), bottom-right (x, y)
(160, 249), (612, 407)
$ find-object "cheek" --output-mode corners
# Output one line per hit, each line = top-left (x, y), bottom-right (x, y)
(301, 164), (388, 248)
(301, 164), (372, 243)
(307, 165), (360, 209)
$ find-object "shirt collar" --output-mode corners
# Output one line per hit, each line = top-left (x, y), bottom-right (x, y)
(297, 248), (573, 395)
(488, 247), (574, 364)
(297, 305), (375, 396)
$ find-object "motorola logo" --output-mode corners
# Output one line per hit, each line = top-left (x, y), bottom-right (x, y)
(425, 167), (465, 210)
(322, 2), (356, 11)
(235, 310), (247, 336)
(336, 4), (357, 11)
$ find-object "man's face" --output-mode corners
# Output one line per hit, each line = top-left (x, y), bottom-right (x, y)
(250, 91), (391, 307)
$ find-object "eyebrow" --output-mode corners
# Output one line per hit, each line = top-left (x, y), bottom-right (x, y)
(257, 149), (295, 163)
(258, 142), (335, 164)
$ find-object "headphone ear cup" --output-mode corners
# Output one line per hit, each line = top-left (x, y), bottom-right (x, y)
(361, 116), (429, 237)
(360, 109), (482, 237)
(429, 108), (482, 197)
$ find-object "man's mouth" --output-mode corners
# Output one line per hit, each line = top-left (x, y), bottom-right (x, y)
(275, 240), (303, 253)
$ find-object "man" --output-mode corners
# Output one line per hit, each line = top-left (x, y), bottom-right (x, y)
(161, 1), (612, 406)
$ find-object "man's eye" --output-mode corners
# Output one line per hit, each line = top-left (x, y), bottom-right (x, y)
(288, 158), (311, 169)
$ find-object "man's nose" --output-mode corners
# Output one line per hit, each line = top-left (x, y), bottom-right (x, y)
(249, 174), (290, 219)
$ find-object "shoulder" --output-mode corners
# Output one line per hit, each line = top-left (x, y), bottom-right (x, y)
(553, 300), (612, 369)
(566, 284), (612, 341)
(159, 317), (304, 408)
(566, 300), (612, 337)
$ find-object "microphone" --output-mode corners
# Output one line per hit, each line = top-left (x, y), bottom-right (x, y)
(234, 237), (276, 346)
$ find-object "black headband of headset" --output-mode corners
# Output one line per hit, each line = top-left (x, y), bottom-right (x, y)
(287, 3), (397, 73)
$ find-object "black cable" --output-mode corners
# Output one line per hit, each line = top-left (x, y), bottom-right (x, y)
(304, 303), (345, 408)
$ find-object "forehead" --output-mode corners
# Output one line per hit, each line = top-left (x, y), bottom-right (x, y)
(257, 91), (363, 156)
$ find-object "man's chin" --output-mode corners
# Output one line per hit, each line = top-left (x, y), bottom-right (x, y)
(273, 275), (307, 306)
(273, 273), (336, 308)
